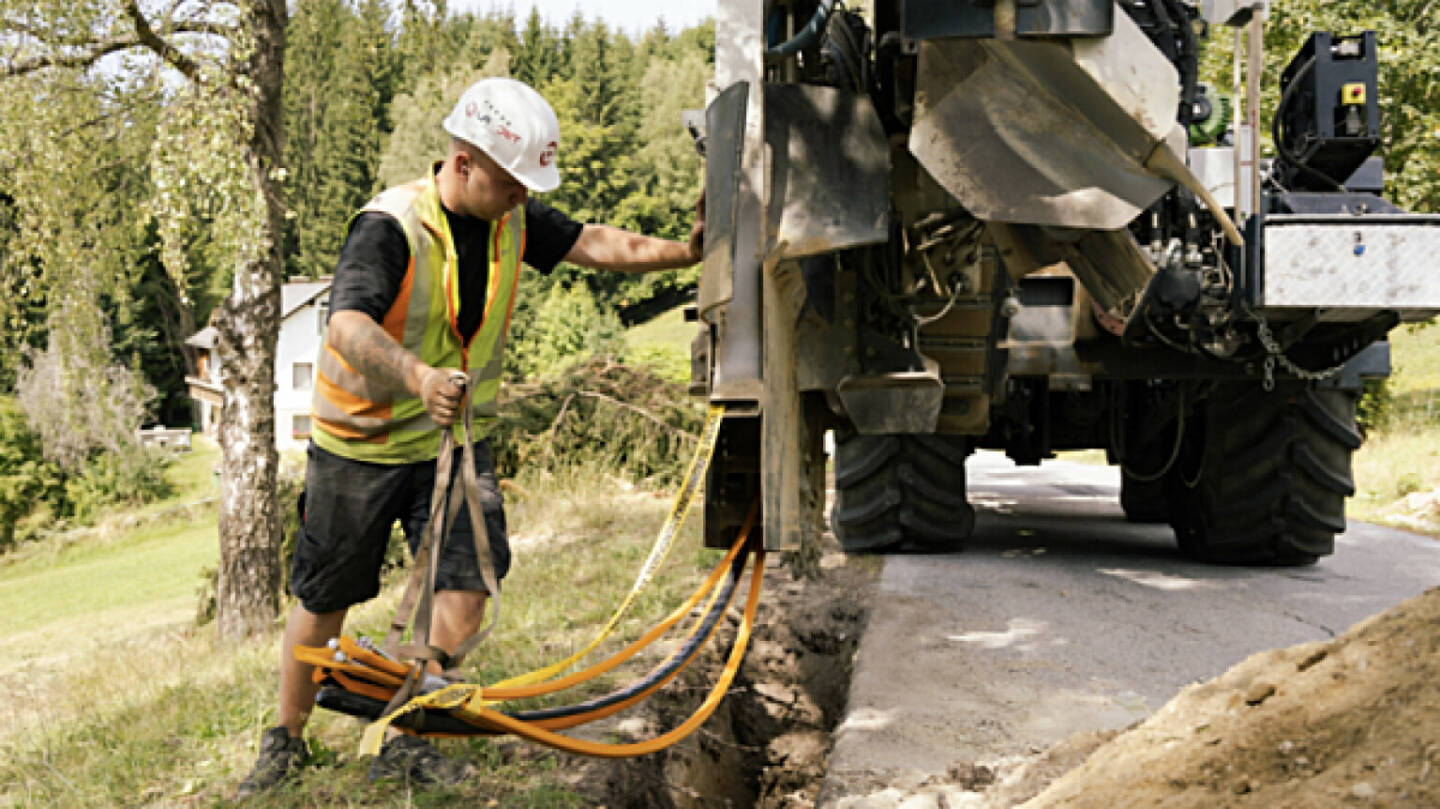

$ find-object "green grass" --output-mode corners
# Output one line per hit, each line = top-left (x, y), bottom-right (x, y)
(623, 305), (695, 384)
(1348, 322), (1440, 531)
(0, 451), (725, 808)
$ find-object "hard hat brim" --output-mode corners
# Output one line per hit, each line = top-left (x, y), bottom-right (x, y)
(511, 163), (560, 194)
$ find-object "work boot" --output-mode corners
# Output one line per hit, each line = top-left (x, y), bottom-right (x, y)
(367, 734), (474, 787)
(236, 726), (308, 797)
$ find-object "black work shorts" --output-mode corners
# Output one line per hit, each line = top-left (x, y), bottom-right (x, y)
(289, 440), (511, 615)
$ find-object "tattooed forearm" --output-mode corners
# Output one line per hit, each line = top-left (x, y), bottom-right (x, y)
(328, 310), (423, 396)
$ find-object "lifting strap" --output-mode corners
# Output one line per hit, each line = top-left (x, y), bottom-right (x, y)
(378, 376), (502, 727)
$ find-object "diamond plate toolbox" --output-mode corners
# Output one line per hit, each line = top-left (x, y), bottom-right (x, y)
(1258, 214), (1440, 319)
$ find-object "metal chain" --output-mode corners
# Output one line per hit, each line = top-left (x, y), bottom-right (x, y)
(1253, 312), (1348, 391)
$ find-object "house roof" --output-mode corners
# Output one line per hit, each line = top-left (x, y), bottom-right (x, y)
(283, 280), (331, 319)
(185, 326), (218, 349)
(184, 279), (332, 348)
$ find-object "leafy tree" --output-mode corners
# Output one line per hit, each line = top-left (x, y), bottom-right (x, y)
(507, 282), (624, 379)
(2, 0), (291, 636)
(14, 302), (171, 520)
(376, 49), (511, 188)
(514, 8), (561, 88)
(284, 0), (399, 279)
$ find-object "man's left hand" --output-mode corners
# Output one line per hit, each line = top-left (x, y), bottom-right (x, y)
(687, 191), (706, 263)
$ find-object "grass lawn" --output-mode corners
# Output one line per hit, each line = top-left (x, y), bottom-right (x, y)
(0, 437), (722, 807)
(1350, 322), (1440, 529)
(0, 442), (221, 682)
(623, 305), (694, 384)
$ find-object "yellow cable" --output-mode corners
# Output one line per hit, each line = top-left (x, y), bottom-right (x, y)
(357, 527), (748, 754)
(464, 548), (765, 757)
(489, 403), (727, 690)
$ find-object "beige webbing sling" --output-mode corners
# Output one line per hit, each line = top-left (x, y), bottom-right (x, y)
(378, 374), (501, 716)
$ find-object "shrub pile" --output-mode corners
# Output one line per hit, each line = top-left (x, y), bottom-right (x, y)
(491, 355), (704, 485)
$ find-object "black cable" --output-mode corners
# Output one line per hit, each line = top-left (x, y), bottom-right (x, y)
(509, 548), (747, 721)
(315, 548), (751, 734)
(1272, 56), (1348, 193)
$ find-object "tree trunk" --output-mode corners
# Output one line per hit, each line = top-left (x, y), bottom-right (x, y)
(215, 0), (287, 638)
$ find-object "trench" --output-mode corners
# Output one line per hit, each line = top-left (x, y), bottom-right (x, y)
(570, 546), (875, 808)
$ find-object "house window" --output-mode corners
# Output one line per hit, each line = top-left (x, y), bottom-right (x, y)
(292, 414), (311, 439)
(293, 362), (313, 390)
(317, 296), (330, 335)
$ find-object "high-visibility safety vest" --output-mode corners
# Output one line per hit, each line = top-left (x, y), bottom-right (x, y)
(311, 171), (525, 464)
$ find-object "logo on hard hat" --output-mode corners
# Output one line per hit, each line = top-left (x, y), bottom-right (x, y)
(539, 141), (558, 167)
(465, 101), (492, 125)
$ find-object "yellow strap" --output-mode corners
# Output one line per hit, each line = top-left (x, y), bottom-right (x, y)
(490, 403), (727, 690)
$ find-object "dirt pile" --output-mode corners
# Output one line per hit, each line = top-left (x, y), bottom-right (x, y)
(1013, 586), (1440, 808)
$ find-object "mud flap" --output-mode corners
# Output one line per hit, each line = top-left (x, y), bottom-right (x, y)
(836, 358), (945, 435)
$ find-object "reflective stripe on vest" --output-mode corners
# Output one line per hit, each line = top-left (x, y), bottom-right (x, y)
(312, 172), (525, 464)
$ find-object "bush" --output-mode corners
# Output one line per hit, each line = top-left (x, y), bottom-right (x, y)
(0, 397), (63, 549)
(507, 283), (625, 380)
(491, 355), (703, 485)
(1357, 376), (1393, 433)
(62, 446), (173, 522)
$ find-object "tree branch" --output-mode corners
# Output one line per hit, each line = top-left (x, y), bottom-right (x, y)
(0, 12), (231, 78)
(3, 36), (140, 75)
(122, 0), (201, 81)
(576, 390), (699, 443)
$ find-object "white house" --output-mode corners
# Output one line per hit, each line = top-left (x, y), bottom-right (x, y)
(185, 279), (331, 454)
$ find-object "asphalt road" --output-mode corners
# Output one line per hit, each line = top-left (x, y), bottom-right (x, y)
(820, 451), (1440, 801)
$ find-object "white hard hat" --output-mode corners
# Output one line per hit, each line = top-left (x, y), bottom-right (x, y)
(443, 77), (561, 193)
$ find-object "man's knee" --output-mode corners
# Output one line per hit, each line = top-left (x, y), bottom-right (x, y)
(435, 588), (489, 619)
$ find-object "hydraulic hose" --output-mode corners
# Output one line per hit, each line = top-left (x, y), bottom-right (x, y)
(464, 549), (766, 758)
(767, 0), (834, 58)
(317, 547), (747, 733)
(503, 548), (747, 723)
(316, 545), (765, 758)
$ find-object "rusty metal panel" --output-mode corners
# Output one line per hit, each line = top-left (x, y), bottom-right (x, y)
(908, 8), (1179, 230)
(1259, 215), (1440, 321)
(699, 82), (749, 316)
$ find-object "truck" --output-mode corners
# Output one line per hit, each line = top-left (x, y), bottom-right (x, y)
(688, 0), (1440, 566)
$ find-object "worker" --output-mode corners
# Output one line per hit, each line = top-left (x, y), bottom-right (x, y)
(237, 76), (704, 797)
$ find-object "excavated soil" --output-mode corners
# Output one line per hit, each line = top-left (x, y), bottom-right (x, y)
(841, 586), (1440, 809)
(1011, 585), (1440, 809)
(562, 539), (879, 808)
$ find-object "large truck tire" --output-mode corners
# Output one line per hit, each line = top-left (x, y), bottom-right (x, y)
(1167, 381), (1361, 565)
(830, 432), (975, 552)
(1120, 473), (1171, 524)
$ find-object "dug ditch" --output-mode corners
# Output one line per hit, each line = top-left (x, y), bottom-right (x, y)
(557, 539), (877, 808)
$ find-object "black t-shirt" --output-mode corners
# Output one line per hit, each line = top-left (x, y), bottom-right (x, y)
(329, 197), (583, 341)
